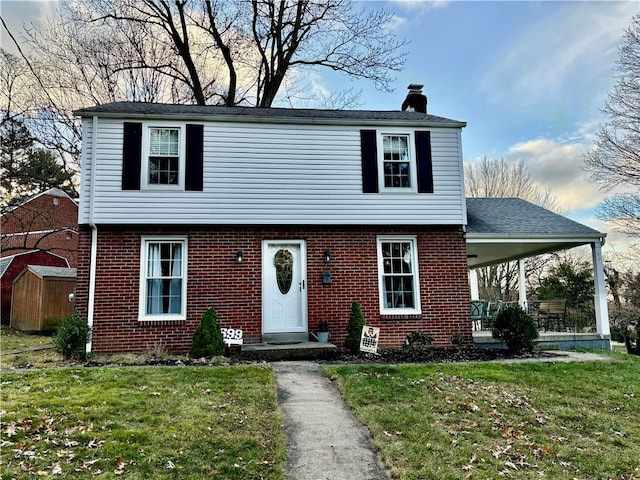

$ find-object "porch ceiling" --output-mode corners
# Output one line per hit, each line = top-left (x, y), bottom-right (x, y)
(465, 198), (606, 269)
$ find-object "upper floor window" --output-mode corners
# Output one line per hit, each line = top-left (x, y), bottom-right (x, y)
(123, 122), (203, 192)
(142, 125), (185, 189)
(149, 127), (180, 185)
(382, 134), (412, 189)
(360, 129), (433, 194)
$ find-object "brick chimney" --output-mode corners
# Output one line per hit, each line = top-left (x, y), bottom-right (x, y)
(401, 84), (427, 113)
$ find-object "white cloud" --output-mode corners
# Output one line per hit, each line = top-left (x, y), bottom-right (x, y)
(479, 2), (638, 109)
(384, 14), (408, 32)
(1, 1), (61, 53)
(503, 136), (605, 210)
(387, 0), (451, 12)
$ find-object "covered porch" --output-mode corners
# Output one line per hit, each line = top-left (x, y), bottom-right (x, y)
(465, 198), (611, 350)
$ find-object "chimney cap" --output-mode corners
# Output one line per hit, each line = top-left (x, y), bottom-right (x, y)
(407, 83), (424, 92)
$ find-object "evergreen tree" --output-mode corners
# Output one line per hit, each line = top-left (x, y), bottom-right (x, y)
(189, 308), (225, 358)
(344, 301), (365, 353)
(1, 115), (75, 207)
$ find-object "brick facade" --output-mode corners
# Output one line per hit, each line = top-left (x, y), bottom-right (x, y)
(1, 190), (78, 268)
(76, 225), (473, 353)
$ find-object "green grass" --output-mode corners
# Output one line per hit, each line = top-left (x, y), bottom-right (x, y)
(1, 326), (61, 369)
(325, 354), (640, 480)
(0, 366), (285, 479)
(0, 326), (55, 352)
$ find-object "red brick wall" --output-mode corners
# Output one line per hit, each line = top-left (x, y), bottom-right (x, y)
(75, 225), (473, 353)
(2, 192), (78, 268)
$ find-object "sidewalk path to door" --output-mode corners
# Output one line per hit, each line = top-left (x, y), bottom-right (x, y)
(272, 361), (390, 480)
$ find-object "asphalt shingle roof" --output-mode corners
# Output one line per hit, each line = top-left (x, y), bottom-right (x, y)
(0, 256), (13, 277)
(74, 102), (466, 126)
(466, 198), (604, 237)
(28, 266), (77, 278)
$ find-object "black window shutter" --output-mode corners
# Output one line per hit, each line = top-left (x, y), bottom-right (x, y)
(415, 131), (434, 193)
(185, 124), (204, 191)
(360, 130), (378, 193)
(122, 122), (142, 190)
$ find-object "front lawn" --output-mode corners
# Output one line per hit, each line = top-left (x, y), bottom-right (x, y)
(0, 326), (54, 352)
(326, 354), (640, 479)
(0, 365), (285, 479)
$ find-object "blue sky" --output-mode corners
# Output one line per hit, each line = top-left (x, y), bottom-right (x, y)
(2, 0), (638, 255)
(339, 0), (637, 256)
(348, 2), (636, 214)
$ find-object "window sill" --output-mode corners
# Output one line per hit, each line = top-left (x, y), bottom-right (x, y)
(380, 313), (423, 321)
(140, 186), (185, 192)
(379, 188), (418, 194)
(138, 317), (186, 324)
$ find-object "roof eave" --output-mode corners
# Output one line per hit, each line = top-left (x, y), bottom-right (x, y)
(466, 233), (606, 243)
(73, 110), (467, 128)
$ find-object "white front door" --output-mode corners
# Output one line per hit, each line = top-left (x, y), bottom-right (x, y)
(262, 240), (307, 333)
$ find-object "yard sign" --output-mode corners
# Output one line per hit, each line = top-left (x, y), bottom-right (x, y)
(360, 325), (380, 354)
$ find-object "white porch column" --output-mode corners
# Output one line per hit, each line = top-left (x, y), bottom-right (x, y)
(591, 240), (610, 338)
(518, 258), (528, 309)
(469, 269), (479, 300)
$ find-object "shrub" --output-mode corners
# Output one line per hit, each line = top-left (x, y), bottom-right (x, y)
(404, 331), (434, 353)
(189, 308), (225, 358)
(404, 331), (434, 359)
(344, 301), (365, 353)
(54, 311), (91, 360)
(492, 303), (538, 353)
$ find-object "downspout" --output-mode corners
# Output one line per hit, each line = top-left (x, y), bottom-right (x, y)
(86, 115), (99, 354)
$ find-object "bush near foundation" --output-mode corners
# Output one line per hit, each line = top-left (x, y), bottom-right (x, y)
(189, 308), (225, 358)
(54, 311), (91, 360)
(344, 301), (365, 353)
(492, 303), (538, 353)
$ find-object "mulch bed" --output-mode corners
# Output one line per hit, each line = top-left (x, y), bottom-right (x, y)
(81, 347), (557, 368)
(326, 347), (557, 364)
(7, 347), (555, 370)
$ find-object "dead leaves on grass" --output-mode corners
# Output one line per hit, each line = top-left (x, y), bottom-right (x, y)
(1, 410), (115, 476)
(412, 373), (577, 477)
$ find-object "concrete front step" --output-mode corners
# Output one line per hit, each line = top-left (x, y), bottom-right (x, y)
(240, 341), (337, 361)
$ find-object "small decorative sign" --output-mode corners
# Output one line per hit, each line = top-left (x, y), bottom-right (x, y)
(360, 325), (380, 354)
(221, 328), (243, 346)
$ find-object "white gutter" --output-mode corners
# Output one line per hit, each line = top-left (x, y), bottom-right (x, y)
(86, 115), (99, 354)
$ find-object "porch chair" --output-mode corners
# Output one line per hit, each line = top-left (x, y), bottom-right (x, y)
(482, 300), (503, 330)
(470, 300), (488, 331)
(534, 299), (568, 331)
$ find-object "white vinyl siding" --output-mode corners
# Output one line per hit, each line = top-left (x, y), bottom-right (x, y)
(80, 118), (465, 225)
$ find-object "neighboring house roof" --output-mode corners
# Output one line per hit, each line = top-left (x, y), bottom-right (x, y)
(2, 187), (77, 214)
(0, 256), (12, 277)
(74, 102), (467, 127)
(465, 198), (606, 268)
(1, 251), (71, 277)
(26, 265), (77, 278)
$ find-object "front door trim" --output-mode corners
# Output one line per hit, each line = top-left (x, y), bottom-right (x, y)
(261, 239), (308, 334)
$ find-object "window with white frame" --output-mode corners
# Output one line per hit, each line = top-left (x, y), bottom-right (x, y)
(139, 237), (187, 320)
(379, 133), (416, 191)
(142, 125), (185, 188)
(377, 236), (421, 314)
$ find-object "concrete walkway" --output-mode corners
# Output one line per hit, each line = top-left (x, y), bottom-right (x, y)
(272, 361), (389, 480)
(271, 352), (615, 479)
